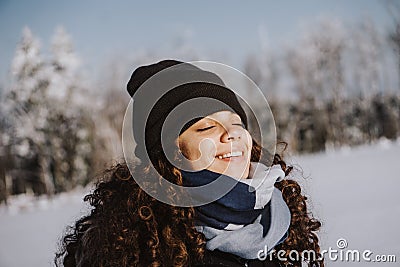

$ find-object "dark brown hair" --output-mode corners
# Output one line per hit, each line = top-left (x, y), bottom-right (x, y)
(55, 141), (324, 266)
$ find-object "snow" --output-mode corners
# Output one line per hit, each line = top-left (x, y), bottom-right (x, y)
(48, 26), (81, 101)
(0, 141), (399, 266)
(0, 188), (91, 267)
(290, 139), (400, 266)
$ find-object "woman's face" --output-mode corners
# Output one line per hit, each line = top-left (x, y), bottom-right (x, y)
(177, 111), (252, 179)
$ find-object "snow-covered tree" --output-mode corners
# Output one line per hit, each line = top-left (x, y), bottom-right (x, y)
(350, 18), (384, 97)
(3, 26), (95, 197)
(0, 89), (8, 203)
(287, 18), (346, 148)
(4, 27), (51, 195)
(49, 26), (80, 102)
(288, 18), (346, 103)
(343, 18), (386, 143)
(43, 26), (93, 192)
(386, 0), (400, 91)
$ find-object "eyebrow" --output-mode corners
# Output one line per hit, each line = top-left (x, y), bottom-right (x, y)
(195, 119), (215, 127)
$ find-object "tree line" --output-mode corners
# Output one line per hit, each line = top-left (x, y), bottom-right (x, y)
(1, 14), (400, 202)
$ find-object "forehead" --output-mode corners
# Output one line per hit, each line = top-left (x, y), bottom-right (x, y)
(203, 110), (241, 121)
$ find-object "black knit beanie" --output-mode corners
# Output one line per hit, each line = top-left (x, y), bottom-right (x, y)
(126, 60), (248, 165)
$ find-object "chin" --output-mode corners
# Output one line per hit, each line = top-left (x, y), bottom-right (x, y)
(212, 163), (250, 179)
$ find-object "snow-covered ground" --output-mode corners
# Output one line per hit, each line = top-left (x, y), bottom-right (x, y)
(291, 139), (400, 266)
(0, 188), (91, 267)
(0, 140), (399, 267)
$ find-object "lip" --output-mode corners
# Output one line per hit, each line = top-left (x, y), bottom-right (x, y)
(216, 155), (245, 162)
(215, 150), (246, 161)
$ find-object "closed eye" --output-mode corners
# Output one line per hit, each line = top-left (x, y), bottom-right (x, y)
(197, 126), (215, 132)
(233, 123), (245, 128)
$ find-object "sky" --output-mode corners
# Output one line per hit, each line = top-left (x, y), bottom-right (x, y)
(0, 0), (394, 85)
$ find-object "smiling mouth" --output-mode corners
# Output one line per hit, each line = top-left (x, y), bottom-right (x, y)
(216, 151), (243, 160)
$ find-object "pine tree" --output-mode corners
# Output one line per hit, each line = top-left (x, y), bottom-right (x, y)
(49, 26), (80, 102)
(0, 87), (8, 203)
(4, 27), (51, 195)
(3, 26), (94, 197)
(45, 26), (93, 192)
(287, 18), (346, 148)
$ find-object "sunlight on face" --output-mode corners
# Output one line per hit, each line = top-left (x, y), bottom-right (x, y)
(178, 111), (252, 179)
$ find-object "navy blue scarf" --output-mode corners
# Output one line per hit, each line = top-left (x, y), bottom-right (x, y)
(180, 163), (285, 237)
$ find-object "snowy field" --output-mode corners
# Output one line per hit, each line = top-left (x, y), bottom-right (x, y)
(0, 140), (399, 267)
(290, 139), (400, 266)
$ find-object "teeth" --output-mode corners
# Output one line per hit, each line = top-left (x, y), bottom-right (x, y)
(218, 151), (242, 159)
(231, 151), (242, 157)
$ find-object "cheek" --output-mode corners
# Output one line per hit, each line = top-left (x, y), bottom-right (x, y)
(178, 140), (193, 159)
(243, 130), (253, 148)
(178, 137), (200, 160)
(198, 138), (217, 157)
(179, 138), (216, 160)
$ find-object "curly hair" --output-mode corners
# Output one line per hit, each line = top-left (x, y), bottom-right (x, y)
(55, 141), (324, 267)
(252, 142), (324, 266)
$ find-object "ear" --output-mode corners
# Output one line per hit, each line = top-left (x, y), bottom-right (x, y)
(175, 137), (185, 156)
(175, 137), (188, 158)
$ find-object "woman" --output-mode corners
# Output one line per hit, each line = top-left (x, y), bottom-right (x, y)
(55, 60), (324, 267)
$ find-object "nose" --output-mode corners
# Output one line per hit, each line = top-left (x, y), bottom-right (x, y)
(221, 124), (242, 143)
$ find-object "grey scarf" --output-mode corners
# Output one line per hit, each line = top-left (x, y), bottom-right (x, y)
(195, 163), (291, 259)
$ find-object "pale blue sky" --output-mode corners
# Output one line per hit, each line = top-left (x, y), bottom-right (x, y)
(0, 0), (392, 84)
